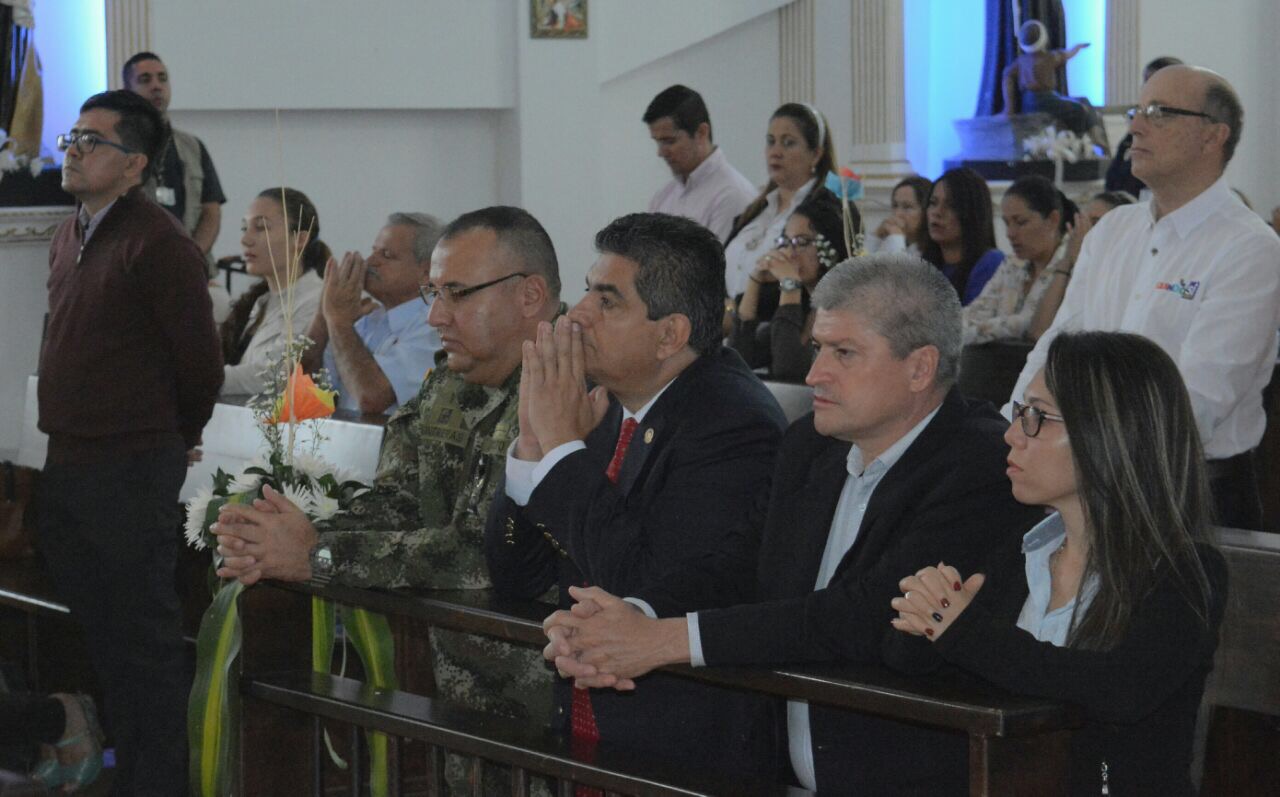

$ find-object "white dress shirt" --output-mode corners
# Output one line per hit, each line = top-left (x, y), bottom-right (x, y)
(686, 405), (941, 792)
(1008, 177), (1280, 459)
(221, 269), (325, 396)
(1016, 513), (1098, 646)
(648, 147), (756, 244)
(722, 178), (817, 298)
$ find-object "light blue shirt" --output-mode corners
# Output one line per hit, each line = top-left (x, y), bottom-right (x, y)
(686, 404), (941, 792)
(1016, 512), (1098, 646)
(323, 298), (439, 413)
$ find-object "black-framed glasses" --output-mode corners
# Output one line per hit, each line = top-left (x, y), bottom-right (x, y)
(774, 234), (817, 250)
(1124, 103), (1216, 125)
(56, 132), (136, 156)
(419, 272), (529, 305)
(1010, 400), (1065, 438)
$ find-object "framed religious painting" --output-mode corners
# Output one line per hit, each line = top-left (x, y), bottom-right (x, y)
(530, 0), (587, 38)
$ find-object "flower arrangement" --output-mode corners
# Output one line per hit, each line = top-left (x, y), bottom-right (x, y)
(0, 130), (51, 178)
(1021, 126), (1099, 163)
(185, 185), (394, 797)
(826, 166), (868, 259)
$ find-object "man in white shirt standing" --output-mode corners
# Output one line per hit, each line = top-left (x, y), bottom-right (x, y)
(1008, 65), (1280, 529)
(644, 85), (756, 243)
(302, 213), (443, 414)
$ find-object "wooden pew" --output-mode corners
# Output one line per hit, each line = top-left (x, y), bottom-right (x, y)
(239, 584), (1078, 796)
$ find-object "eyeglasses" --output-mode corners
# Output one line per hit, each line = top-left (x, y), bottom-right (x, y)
(419, 272), (528, 305)
(1010, 400), (1065, 438)
(56, 132), (136, 156)
(1124, 103), (1216, 125)
(774, 234), (817, 250)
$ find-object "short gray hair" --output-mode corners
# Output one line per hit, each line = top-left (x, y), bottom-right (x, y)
(386, 212), (443, 263)
(812, 253), (962, 386)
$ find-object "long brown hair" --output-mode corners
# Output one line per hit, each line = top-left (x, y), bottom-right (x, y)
(727, 103), (837, 245)
(1044, 331), (1216, 650)
(219, 188), (330, 364)
(919, 168), (997, 296)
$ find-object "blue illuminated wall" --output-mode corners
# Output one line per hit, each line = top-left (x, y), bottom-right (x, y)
(904, 0), (1106, 180)
(34, 0), (107, 162)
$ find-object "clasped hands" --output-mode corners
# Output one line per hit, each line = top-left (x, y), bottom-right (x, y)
(211, 484), (319, 585)
(515, 317), (610, 462)
(542, 585), (688, 691)
(890, 563), (985, 640)
(751, 247), (801, 285)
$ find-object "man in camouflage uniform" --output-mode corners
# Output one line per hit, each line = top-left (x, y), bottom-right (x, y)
(213, 206), (563, 792)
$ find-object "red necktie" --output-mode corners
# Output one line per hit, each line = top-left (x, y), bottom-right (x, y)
(570, 417), (640, 791)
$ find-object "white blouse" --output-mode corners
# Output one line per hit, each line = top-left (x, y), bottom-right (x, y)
(221, 269), (324, 396)
(722, 178), (817, 298)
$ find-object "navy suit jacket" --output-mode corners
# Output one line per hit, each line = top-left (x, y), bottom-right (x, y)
(658, 388), (1045, 793)
(484, 346), (787, 773)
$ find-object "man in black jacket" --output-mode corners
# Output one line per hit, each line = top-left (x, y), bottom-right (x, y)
(484, 213), (786, 776)
(544, 253), (1043, 792)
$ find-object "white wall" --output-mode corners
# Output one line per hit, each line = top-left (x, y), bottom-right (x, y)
(170, 109), (503, 264)
(1137, 0), (1280, 216)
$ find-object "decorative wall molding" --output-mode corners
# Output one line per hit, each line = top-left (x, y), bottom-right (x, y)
(1105, 0), (1140, 106)
(0, 207), (71, 243)
(105, 0), (152, 90)
(778, 0), (815, 103)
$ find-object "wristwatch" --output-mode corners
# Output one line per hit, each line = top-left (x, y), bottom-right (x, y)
(779, 277), (803, 293)
(309, 544), (334, 587)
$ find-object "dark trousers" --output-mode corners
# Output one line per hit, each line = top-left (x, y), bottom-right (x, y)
(37, 445), (188, 797)
(0, 692), (63, 745)
(1206, 450), (1263, 531)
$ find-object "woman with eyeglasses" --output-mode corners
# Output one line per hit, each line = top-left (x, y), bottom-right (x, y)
(887, 331), (1227, 796)
(220, 187), (329, 395)
(729, 187), (852, 382)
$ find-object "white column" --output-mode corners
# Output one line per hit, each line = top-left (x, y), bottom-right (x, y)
(778, 0), (815, 103)
(105, 0), (151, 90)
(847, 0), (915, 225)
(1105, 0), (1141, 106)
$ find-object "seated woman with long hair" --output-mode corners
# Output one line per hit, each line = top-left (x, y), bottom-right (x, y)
(921, 167), (1004, 306)
(887, 331), (1227, 796)
(864, 175), (931, 257)
(729, 187), (851, 382)
(220, 187), (328, 395)
(963, 175), (1079, 345)
(722, 102), (837, 299)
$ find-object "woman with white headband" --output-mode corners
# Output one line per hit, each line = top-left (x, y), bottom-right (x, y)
(723, 103), (836, 300)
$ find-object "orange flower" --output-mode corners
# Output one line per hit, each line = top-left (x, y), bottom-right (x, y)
(269, 364), (336, 423)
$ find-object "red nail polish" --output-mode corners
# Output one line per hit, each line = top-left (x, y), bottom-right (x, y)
(953, 581), (963, 592)
(941, 598), (951, 609)
(925, 627), (934, 637)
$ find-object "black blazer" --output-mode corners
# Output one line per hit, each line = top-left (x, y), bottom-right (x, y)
(886, 536), (1227, 796)
(484, 346), (787, 773)
(663, 388), (1044, 793)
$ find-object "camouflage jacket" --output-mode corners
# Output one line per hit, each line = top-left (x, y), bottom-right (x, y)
(316, 354), (518, 588)
(317, 353), (553, 725)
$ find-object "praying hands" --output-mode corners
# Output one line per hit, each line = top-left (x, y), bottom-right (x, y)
(514, 317), (609, 462)
(211, 484), (320, 585)
(541, 585), (691, 691)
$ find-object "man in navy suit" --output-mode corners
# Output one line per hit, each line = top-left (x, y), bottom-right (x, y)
(484, 212), (786, 777)
(543, 253), (1043, 792)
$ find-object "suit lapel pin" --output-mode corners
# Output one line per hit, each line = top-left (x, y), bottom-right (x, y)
(643, 428), (654, 444)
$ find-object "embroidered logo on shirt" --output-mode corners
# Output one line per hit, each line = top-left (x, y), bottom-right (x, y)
(1154, 279), (1201, 300)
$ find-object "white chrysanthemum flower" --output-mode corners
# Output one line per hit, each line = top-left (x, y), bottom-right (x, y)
(292, 452), (340, 482)
(229, 455), (269, 494)
(279, 481), (315, 516)
(184, 486), (215, 550)
(310, 492), (341, 521)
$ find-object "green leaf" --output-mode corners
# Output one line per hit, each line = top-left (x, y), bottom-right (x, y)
(341, 605), (398, 797)
(188, 579), (245, 797)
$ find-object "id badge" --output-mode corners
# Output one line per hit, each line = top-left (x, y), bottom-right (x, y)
(156, 186), (176, 206)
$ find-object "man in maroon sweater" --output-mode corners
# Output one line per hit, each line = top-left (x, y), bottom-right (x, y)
(39, 89), (223, 795)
